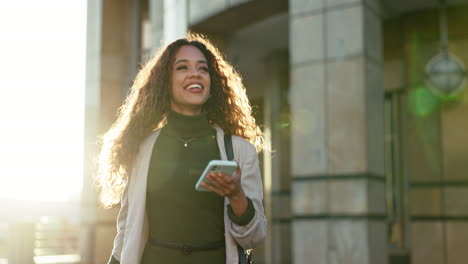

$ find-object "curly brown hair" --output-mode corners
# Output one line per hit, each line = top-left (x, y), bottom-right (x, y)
(96, 33), (265, 208)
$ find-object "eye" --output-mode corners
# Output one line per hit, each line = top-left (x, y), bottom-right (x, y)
(200, 66), (209, 72)
(176, 65), (188, 70)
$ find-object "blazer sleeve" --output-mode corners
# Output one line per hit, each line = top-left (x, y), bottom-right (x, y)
(226, 137), (267, 249)
(107, 182), (129, 264)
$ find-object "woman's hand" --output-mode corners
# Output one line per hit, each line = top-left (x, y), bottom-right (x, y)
(201, 166), (248, 216)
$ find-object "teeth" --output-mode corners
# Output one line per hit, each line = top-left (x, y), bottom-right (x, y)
(186, 84), (202, 89)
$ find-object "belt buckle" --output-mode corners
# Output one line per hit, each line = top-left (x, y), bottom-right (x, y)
(182, 243), (192, 255)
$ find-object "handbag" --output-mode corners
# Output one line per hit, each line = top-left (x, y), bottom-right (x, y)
(224, 134), (254, 264)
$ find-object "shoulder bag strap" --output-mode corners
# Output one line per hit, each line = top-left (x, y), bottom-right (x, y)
(224, 134), (234, 161)
(224, 134), (253, 264)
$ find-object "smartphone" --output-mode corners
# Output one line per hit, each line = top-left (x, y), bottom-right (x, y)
(195, 160), (238, 191)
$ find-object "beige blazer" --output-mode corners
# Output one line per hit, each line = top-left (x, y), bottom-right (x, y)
(110, 127), (266, 264)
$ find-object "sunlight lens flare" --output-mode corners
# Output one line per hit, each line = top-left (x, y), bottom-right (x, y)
(0, 0), (86, 202)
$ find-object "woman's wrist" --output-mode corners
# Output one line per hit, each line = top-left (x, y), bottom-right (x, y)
(228, 188), (245, 201)
(228, 190), (248, 216)
(227, 196), (256, 225)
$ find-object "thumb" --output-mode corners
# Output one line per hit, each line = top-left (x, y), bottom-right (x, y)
(233, 160), (241, 177)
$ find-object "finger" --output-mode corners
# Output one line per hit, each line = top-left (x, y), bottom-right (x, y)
(216, 172), (235, 184)
(201, 182), (225, 197)
(208, 174), (229, 193)
(231, 160), (241, 177)
(209, 173), (233, 189)
(207, 174), (237, 196)
(204, 178), (232, 197)
(233, 160), (241, 172)
(232, 168), (241, 178)
(213, 174), (240, 195)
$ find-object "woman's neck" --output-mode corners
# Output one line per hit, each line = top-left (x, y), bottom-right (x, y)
(170, 105), (202, 116)
(163, 110), (214, 138)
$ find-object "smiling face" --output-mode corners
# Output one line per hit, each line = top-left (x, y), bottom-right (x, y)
(169, 45), (211, 116)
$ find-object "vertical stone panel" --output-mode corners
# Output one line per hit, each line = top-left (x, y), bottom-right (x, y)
(411, 222), (444, 264)
(290, 63), (327, 176)
(293, 220), (328, 264)
(446, 222), (468, 264)
(410, 188), (442, 216)
(364, 6), (382, 63)
(367, 181), (387, 215)
(368, 221), (388, 264)
(364, 7), (383, 63)
(326, 6), (364, 59)
(327, 57), (367, 174)
(328, 221), (369, 264)
(444, 188), (468, 215)
(290, 14), (324, 64)
(366, 60), (385, 175)
(292, 181), (328, 215)
(329, 180), (367, 214)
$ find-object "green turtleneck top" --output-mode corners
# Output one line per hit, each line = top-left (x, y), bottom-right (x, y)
(141, 111), (254, 264)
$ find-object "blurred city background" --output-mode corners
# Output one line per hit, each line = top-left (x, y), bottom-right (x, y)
(1, 0), (467, 264)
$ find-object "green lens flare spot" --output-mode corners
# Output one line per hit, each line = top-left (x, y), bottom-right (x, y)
(409, 85), (441, 117)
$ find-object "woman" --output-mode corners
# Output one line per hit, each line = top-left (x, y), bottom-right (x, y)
(96, 33), (266, 264)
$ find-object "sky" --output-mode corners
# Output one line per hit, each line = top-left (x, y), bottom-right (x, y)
(0, 1), (87, 201)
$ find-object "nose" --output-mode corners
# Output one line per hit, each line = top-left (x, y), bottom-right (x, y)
(188, 68), (202, 78)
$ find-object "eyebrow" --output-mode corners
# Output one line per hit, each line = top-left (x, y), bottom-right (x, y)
(174, 59), (208, 66)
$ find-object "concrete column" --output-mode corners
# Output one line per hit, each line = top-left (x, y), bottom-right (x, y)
(163, 0), (188, 45)
(264, 51), (291, 264)
(149, 0), (164, 51)
(82, 0), (138, 263)
(149, 0), (188, 51)
(289, 0), (387, 263)
(81, 1), (103, 263)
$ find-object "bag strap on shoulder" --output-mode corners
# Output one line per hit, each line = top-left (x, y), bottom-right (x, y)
(223, 134), (254, 264)
(224, 134), (234, 161)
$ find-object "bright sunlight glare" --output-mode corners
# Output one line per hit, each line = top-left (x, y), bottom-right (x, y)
(0, 1), (86, 201)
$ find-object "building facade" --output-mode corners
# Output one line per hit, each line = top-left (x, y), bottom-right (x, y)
(83, 0), (468, 263)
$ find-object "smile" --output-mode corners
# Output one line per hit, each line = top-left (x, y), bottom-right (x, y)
(185, 83), (203, 90)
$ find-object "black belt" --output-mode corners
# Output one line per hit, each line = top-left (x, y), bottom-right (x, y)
(149, 239), (225, 255)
